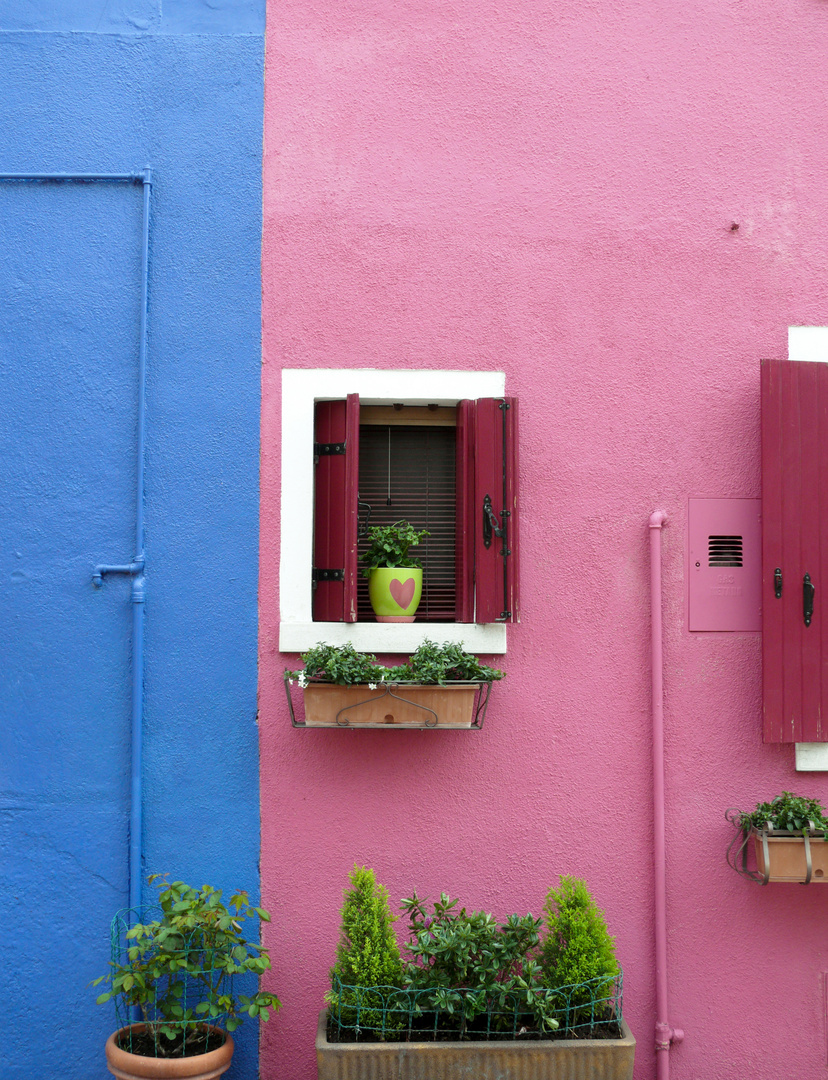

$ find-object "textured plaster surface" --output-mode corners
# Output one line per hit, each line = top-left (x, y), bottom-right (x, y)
(0, 9), (264, 1079)
(260, 2), (828, 1078)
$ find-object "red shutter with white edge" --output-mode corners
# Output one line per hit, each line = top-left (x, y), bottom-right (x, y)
(762, 360), (828, 742)
(458, 397), (519, 624)
(312, 395), (360, 622)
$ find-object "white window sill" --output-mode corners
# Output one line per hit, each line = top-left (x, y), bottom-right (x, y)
(795, 743), (828, 771)
(279, 622), (508, 655)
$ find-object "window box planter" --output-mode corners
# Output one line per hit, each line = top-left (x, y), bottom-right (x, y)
(752, 828), (828, 884)
(726, 794), (828, 884)
(316, 1009), (636, 1080)
(285, 678), (492, 729)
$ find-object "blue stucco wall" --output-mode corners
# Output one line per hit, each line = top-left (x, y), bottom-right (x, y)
(0, 5), (265, 1077)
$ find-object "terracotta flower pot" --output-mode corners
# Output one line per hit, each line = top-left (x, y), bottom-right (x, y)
(368, 567), (423, 621)
(105, 1025), (234, 1080)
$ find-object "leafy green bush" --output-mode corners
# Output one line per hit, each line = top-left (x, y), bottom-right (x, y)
(541, 877), (619, 1027)
(328, 866), (404, 1032)
(360, 520), (430, 576)
(93, 875), (280, 1057)
(386, 640), (504, 684)
(287, 641), (503, 686)
(738, 791), (828, 834)
(401, 891), (558, 1037)
(290, 642), (383, 685)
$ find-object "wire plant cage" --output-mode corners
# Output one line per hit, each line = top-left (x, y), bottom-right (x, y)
(108, 906), (234, 1058)
(326, 973), (624, 1043)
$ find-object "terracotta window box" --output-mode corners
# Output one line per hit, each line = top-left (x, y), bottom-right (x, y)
(316, 1009), (636, 1080)
(753, 828), (828, 884)
(285, 679), (492, 729)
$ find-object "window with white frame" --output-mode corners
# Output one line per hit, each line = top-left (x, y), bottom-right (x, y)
(279, 370), (518, 654)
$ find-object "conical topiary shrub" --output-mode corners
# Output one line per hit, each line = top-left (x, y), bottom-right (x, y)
(327, 865), (403, 1034)
(540, 876), (620, 1030)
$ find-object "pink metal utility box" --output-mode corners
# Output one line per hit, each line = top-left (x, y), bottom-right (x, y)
(688, 498), (761, 632)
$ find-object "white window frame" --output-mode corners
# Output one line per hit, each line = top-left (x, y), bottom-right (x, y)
(789, 328), (828, 769)
(279, 368), (508, 654)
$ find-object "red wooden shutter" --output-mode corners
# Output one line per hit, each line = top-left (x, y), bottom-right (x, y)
(762, 360), (828, 742)
(312, 395), (360, 622)
(456, 397), (519, 623)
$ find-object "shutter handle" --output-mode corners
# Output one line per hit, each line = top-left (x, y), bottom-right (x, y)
(482, 493), (504, 550)
(804, 573), (815, 627)
(774, 568), (782, 599)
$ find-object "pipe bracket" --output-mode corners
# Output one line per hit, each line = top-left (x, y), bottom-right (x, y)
(92, 560), (145, 587)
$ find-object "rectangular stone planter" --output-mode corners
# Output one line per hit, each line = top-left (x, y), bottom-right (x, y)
(316, 1009), (636, 1080)
(294, 682), (489, 728)
(753, 829), (828, 883)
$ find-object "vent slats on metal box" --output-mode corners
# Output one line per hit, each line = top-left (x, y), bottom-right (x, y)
(708, 535), (743, 567)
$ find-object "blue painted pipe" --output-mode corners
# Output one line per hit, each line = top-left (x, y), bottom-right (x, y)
(0, 172), (144, 181)
(1, 169), (152, 923)
(131, 169), (152, 919)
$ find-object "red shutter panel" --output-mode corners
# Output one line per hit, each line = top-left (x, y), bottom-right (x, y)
(762, 360), (828, 742)
(461, 397), (519, 624)
(312, 395), (360, 622)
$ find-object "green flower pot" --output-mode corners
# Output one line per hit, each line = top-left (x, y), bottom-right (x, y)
(368, 568), (423, 622)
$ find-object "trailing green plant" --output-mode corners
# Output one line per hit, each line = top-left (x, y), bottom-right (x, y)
(738, 791), (828, 835)
(360, 520), (430, 576)
(288, 642), (385, 685)
(286, 641), (503, 686)
(540, 877), (619, 1027)
(386, 640), (504, 684)
(327, 866), (404, 1032)
(93, 875), (280, 1057)
(401, 891), (559, 1037)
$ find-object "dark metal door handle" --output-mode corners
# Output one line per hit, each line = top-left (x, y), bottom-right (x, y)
(482, 493), (504, 550)
(804, 574), (815, 627)
(774, 568), (782, 599)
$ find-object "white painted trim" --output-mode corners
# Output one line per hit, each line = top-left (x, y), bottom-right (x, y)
(788, 327), (828, 363)
(279, 622), (507, 654)
(787, 334), (828, 767)
(279, 369), (507, 653)
(795, 743), (828, 771)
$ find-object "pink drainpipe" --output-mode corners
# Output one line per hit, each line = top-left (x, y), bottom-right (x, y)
(649, 512), (683, 1080)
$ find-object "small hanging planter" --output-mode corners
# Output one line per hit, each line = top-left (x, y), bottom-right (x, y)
(726, 793), (828, 884)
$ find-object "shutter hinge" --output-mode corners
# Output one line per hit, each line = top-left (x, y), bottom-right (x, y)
(314, 441), (346, 460)
(312, 568), (345, 583)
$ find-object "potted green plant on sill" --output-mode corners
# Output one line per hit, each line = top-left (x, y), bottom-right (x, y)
(93, 874), (280, 1080)
(360, 520), (430, 622)
(727, 791), (828, 884)
(317, 868), (635, 1080)
(285, 640), (504, 728)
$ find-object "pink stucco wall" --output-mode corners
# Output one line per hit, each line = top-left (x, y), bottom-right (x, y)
(259, 3), (828, 1077)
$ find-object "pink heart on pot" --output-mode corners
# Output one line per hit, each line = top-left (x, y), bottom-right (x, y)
(389, 577), (416, 609)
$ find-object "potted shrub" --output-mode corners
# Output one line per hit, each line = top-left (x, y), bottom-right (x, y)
(360, 520), (429, 622)
(727, 791), (828, 884)
(317, 868), (635, 1080)
(285, 640), (504, 728)
(94, 874), (280, 1079)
